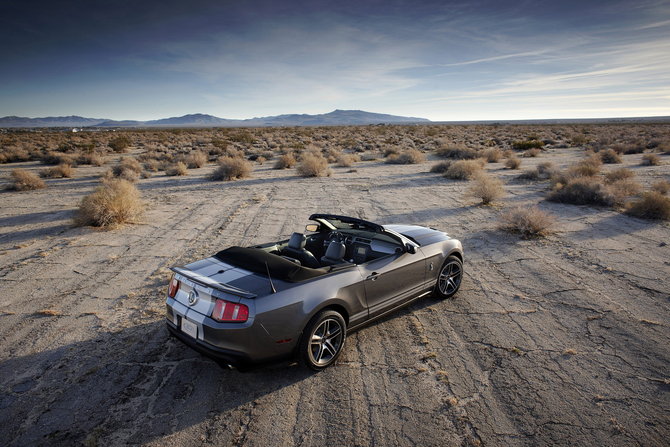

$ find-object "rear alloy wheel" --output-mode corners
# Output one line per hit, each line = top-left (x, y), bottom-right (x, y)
(299, 310), (346, 371)
(435, 256), (463, 298)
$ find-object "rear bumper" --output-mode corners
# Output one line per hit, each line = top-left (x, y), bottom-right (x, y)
(166, 319), (293, 371)
(166, 320), (253, 369)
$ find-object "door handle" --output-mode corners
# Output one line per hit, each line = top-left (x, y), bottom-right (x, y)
(366, 272), (378, 281)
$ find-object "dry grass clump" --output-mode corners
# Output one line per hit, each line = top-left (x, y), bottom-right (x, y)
(600, 148), (622, 164)
(165, 161), (188, 176)
(626, 192), (670, 220)
(468, 171), (505, 205)
(386, 149), (425, 165)
(499, 205), (555, 237)
(74, 179), (144, 228)
(7, 169), (46, 191)
(651, 180), (669, 195)
(444, 159), (486, 180)
(430, 160), (452, 173)
(40, 164), (74, 178)
(297, 153), (331, 177)
(641, 154), (661, 166)
(274, 153), (297, 169)
(336, 153), (361, 167)
(186, 151), (208, 168)
(505, 155), (522, 169)
(210, 156), (252, 181)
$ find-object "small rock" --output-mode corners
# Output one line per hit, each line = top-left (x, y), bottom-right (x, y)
(660, 242), (666, 247)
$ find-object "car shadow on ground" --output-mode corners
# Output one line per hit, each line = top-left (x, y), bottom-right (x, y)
(0, 319), (313, 446)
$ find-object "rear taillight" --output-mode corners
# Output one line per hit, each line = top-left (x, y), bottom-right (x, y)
(168, 274), (180, 298)
(211, 299), (249, 323)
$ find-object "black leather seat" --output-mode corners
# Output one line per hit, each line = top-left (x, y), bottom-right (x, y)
(321, 241), (347, 266)
(282, 233), (320, 268)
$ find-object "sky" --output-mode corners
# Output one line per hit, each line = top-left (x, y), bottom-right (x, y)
(1, 0), (669, 121)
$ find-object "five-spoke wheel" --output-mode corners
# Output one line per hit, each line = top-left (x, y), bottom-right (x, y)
(299, 310), (346, 370)
(435, 256), (463, 298)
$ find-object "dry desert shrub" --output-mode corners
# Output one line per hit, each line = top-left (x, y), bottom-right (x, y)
(547, 176), (613, 206)
(499, 205), (555, 237)
(77, 153), (104, 166)
(259, 150), (275, 160)
(483, 147), (502, 163)
(109, 135), (132, 153)
(641, 154), (661, 166)
(436, 144), (479, 159)
(468, 171), (505, 205)
(600, 148), (622, 164)
(626, 192), (670, 220)
(607, 178), (641, 205)
(604, 168), (635, 183)
(430, 160), (452, 173)
(297, 153), (331, 177)
(165, 161), (188, 176)
(186, 151), (208, 168)
(41, 151), (74, 166)
(336, 153), (361, 167)
(7, 169), (46, 191)
(444, 159), (486, 180)
(255, 156), (266, 165)
(274, 153), (297, 169)
(652, 179), (669, 195)
(0, 147), (32, 163)
(386, 149), (425, 164)
(144, 159), (160, 172)
(383, 146), (401, 157)
(74, 179), (144, 228)
(210, 156), (252, 181)
(505, 155), (522, 169)
(523, 148), (541, 157)
(512, 140), (544, 150)
(40, 164), (74, 178)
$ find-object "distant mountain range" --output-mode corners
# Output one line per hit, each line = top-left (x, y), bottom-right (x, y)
(0, 110), (430, 128)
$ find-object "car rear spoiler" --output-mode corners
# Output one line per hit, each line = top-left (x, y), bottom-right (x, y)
(170, 266), (257, 299)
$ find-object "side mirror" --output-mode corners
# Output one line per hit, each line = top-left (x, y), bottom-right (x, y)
(405, 243), (416, 254)
(305, 223), (320, 232)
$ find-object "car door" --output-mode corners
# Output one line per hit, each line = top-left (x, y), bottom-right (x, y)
(358, 249), (426, 320)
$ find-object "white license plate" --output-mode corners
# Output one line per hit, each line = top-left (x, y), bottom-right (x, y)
(181, 318), (198, 339)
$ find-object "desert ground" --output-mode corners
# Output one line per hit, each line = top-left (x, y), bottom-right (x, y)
(0, 124), (669, 446)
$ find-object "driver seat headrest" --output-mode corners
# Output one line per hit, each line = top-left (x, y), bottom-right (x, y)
(288, 232), (306, 250)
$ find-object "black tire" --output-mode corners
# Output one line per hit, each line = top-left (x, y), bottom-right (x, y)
(299, 310), (346, 371)
(434, 255), (463, 298)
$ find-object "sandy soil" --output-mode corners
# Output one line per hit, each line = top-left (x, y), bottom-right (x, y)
(0, 148), (669, 446)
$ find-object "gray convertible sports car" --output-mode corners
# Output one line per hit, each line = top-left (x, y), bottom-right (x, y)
(166, 214), (463, 371)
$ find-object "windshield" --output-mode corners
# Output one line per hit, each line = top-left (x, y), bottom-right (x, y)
(310, 214), (382, 232)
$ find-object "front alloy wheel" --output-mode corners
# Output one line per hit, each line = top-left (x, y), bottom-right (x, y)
(299, 310), (346, 370)
(435, 256), (463, 298)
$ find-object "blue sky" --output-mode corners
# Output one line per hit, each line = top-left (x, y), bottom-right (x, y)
(1, 0), (669, 121)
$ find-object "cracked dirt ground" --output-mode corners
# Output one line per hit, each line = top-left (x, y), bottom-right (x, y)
(0, 151), (669, 446)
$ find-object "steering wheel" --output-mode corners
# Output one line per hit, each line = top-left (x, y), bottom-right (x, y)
(325, 231), (344, 245)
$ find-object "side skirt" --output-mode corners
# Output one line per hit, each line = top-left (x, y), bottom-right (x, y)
(347, 289), (434, 334)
